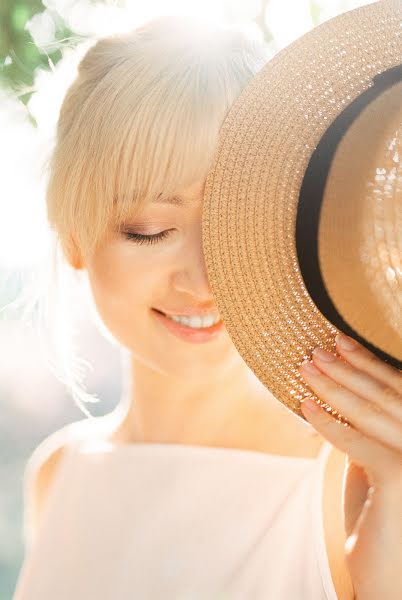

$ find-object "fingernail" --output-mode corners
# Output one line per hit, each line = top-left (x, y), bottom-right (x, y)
(335, 333), (358, 351)
(313, 347), (336, 362)
(300, 360), (321, 375)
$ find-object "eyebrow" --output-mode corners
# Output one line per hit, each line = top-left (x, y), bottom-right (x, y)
(152, 194), (199, 206)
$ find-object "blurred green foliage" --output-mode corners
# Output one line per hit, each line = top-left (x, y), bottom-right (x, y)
(0, 1), (76, 107)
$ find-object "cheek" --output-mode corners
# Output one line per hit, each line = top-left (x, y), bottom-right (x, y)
(86, 245), (154, 330)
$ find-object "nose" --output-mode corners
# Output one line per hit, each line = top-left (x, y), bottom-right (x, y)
(171, 221), (215, 306)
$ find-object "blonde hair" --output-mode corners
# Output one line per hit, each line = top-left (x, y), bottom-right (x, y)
(5, 16), (270, 416)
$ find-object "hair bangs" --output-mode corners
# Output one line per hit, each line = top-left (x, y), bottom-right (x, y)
(47, 23), (268, 265)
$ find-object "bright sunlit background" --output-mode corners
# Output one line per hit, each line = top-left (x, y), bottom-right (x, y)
(0, 0), (376, 597)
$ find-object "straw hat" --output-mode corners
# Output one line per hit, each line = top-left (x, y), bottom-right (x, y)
(202, 0), (402, 426)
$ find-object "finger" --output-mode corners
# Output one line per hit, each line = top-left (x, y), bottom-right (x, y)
(299, 360), (402, 455)
(335, 333), (402, 395)
(300, 395), (400, 481)
(311, 347), (402, 424)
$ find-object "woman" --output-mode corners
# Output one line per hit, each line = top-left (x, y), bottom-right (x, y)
(12, 13), (401, 600)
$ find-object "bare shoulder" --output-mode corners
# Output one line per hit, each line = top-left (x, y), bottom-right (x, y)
(23, 414), (112, 549)
(23, 423), (68, 550)
(322, 445), (356, 600)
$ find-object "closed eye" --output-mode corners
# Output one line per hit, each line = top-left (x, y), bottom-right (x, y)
(123, 230), (174, 245)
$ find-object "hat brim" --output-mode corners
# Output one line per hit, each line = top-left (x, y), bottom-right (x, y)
(202, 0), (402, 422)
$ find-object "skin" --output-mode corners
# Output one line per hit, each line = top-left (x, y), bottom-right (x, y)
(75, 178), (322, 455)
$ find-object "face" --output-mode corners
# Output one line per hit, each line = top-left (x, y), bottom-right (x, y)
(83, 179), (241, 381)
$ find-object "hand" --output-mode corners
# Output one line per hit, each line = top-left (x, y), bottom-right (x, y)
(298, 332), (402, 600)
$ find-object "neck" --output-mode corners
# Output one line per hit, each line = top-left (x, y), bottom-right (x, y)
(107, 350), (320, 456)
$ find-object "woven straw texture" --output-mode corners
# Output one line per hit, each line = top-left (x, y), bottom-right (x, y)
(202, 0), (402, 423)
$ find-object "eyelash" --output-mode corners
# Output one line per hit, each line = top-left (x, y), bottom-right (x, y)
(124, 230), (173, 245)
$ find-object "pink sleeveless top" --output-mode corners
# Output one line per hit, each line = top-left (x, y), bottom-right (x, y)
(13, 437), (338, 599)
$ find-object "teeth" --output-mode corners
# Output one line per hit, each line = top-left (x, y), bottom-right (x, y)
(166, 313), (221, 329)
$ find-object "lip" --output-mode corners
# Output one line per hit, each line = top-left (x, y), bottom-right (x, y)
(151, 308), (224, 344)
(156, 307), (220, 317)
